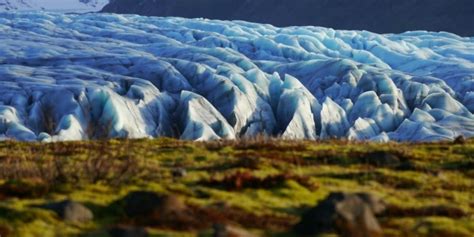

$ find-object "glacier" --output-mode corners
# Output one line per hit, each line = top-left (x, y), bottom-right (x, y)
(0, 12), (473, 142)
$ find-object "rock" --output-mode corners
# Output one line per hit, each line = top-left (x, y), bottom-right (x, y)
(294, 192), (385, 237)
(355, 192), (386, 215)
(334, 196), (383, 237)
(108, 226), (148, 237)
(116, 191), (212, 229)
(0, 179), (49, 198)
(40, 200), (93, 223)
(363, 151), (401, 168)
(454, 135), (466, 144)
(120, 191), (186, 218)
(172, 168), (187, 178)
(213, 223), (258, 237)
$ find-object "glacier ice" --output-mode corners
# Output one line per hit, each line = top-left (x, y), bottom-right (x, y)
(277, 74), (319, 139)
(320, 97), (350, 139)
(0, 12), (473, 142)
(177, 90), (235, 141)
(347, 118), (380, 141)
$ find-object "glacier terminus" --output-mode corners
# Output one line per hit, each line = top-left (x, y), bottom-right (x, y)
(0, 12), (473, 142)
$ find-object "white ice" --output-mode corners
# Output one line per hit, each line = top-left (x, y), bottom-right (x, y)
(0, 12), (473, 142)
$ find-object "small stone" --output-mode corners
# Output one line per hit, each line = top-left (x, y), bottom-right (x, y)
(172, 168), (187, 178)
(454, 135), (466, 144)
(40, 200), (93, 223)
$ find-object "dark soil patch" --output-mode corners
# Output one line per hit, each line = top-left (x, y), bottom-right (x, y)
(233, 149), (415, 170)
(196, 204), (297, 231)
(0, 207), (35, 223)
(196, 156), (261, 172)
(233, 141), (308, 152)
(108, 225), (148, 237)
(349, 150), (415, 170)
(236, 151), (313, 166)
(0, 224), (11, 237)
(384, 204), (468, 218)
(319, 172), (421, 189)
(442, 160), (474, 171)
(113, 191), (297, 232)
(200, 171), (317, 191)
(0, 180), (50, 199)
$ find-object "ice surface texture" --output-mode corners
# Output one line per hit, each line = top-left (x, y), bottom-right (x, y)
(0, 12), (473, 142)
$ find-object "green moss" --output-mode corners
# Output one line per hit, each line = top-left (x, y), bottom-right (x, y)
(0, 138), (473, 236)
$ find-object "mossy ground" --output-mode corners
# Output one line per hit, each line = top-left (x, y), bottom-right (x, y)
(0, 138), (473, 236)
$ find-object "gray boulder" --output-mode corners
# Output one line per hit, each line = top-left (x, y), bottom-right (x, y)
(294, 192), (385, 237)
(41, 200), (93, 223)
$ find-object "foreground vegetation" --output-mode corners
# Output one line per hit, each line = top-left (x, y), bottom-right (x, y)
(0, 138), (473, 236)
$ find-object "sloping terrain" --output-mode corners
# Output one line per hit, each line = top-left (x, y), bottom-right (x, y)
(102, 0), (474, 37)
(0, 12), (474, 141)
(0, 138), (472, 236)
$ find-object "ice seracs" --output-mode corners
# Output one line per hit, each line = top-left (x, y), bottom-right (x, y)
(0, 12), (473, 142)
(177, 91), (235, 141)
(277, 75), (319, 139)
(347, 118), (380, 141)
(320, 97), (350, 139)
